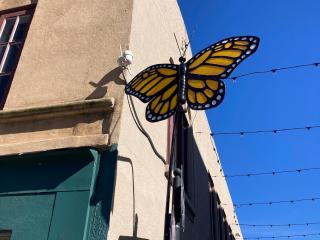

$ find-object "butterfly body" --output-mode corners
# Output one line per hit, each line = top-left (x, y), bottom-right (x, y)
(125, 36), (260, 122)
(178, 57), (187, 104)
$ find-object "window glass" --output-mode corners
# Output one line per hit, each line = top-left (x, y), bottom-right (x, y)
(0, 17), (16, 43)
(0, 74), (10, 97)
(13, 15), (32, 42)
(0, 7), (34, 108)
(2, 44), (21, 73)
(0, 46), (5, 60)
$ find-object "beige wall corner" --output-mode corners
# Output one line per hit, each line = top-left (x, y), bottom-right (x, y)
(108, 0), (191, 239)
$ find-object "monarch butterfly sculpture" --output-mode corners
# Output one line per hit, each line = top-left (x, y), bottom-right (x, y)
(125, 36), (260, 122)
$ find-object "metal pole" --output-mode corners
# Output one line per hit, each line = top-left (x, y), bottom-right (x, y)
(172, 104), (185, 240)
(163, 105), (185, 240)
(164, 57), (187, 240)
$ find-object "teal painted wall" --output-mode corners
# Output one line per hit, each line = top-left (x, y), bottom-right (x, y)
(0, 146), (118, 240)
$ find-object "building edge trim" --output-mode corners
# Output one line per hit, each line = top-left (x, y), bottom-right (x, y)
(0, 97), (115, 123)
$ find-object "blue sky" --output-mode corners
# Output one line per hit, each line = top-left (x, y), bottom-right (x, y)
(178, 0), (320, 238)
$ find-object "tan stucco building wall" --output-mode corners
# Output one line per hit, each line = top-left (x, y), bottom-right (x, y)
(0, 0), (242, 239)
(110, 0), (242, 239)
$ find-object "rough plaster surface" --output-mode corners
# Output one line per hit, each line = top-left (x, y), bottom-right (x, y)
(0, 0), (133, 154)
(0, 0), (36, 11)
(110, 0), (242, 239)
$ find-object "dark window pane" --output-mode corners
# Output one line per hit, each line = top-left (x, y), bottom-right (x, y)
(13, 15), (31, 42)
(0, 74), (10, 99)
(0, 17), (17, 43)
(0, 46), (6, 62)
(2, 44), (21, 73)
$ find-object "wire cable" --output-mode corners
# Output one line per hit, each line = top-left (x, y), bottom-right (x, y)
(227, 62), (320, 81)
(207, 124), (320, 136)
(222, 197), (320, 208)
(239, 232), (320, 239)
(123, 70), (166, 164)
(232, 221), (320, 228)
(212, 167), (320, 178)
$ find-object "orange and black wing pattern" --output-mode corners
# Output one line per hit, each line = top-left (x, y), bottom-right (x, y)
(186, 36), (259, 109)
(186, 78), (225, 110)
(187, 36), (259, 79)
(125, 64), (179, 122)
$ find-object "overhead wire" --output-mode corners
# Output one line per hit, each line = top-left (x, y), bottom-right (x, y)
(232, 221), (320, 228)
(212, 167), (320, 178)
(208, 124), (320, 136)
(222, 197), (320, 208)
(238, 232), (320, 239)
(227, 62), (320, 81)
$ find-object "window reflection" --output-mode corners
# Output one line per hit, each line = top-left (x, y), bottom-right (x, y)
(13, 15), (32, 42)
(0, 17), (16, 43)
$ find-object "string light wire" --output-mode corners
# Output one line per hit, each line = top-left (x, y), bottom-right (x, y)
(227, 62), (320, 81)
(212, 167), (320, 178)
(222, 196), (320, 208)
(238, 232), (320, 239)
(208, 124), (320, 136)
(232, 221), (320, 228)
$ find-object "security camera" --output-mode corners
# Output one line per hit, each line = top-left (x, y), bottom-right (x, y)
(118, 49), (133, 68)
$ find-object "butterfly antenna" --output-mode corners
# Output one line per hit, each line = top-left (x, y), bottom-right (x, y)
(182, 40), (190, 58)
(174, 33), (183, 57)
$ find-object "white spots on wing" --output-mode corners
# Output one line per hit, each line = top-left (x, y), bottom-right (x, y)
(246, 50), (252, 55)
(216, 95), (222, 100)
(221, 74), (227, 78)
(250, 44), (257, 50)
(219, 89), (224, 93)
(212, 100), (217, 105)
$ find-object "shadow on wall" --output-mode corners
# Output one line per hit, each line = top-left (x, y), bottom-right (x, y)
(86, 67), (125, 100)
(180, 126), (237, 239)
(86, 66), (126, 140)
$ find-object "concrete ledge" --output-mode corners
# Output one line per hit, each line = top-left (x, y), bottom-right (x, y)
(0, 97), (115, 156)
(0, 134), (108, 156)
(0, 97), (115, 123)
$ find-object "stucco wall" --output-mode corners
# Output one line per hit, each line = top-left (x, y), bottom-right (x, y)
(109, 0), (242, 239)
(0, 0), (133, 153)
(108, 0), (185, 237)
